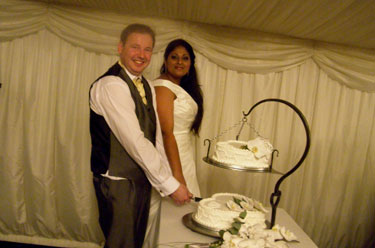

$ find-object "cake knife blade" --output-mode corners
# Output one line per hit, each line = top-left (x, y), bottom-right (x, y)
(191, 196), (203, 202)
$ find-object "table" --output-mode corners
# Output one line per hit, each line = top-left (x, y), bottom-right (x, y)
(158, 198), (318, 248)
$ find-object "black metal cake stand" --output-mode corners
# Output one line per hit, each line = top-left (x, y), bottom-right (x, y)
(203, 98), (311, 228)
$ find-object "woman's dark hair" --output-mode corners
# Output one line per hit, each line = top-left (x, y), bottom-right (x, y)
(160, 39), (204, 135)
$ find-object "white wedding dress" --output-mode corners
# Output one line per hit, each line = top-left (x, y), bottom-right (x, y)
(142, 79), (201, 248)
(153, 79), (201, 196)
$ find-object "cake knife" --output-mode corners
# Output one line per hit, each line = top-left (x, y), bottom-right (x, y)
(191, 196), (203, 202)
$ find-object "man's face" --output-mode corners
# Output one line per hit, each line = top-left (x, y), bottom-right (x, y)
(118, 32), (153, 76)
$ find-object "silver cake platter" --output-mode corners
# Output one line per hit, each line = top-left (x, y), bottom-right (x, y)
(182, 212), (220, 238)
(203, 157), (283, 175)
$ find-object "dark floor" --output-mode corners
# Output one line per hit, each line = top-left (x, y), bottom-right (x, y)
(0, 241), (55, 248)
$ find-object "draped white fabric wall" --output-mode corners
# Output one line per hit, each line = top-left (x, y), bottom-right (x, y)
(0, 1), (374, 248)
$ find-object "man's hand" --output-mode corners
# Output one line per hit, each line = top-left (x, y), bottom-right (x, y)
(170, 184), (193, 205)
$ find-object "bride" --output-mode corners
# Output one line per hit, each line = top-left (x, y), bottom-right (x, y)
(154, 39), (203, 196)
(142, 39), (204, 248)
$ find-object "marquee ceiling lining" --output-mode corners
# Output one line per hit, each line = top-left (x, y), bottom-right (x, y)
(35, 0), (375, 50)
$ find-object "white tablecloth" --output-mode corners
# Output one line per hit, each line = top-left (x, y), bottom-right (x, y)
(158, 198), (317, 248)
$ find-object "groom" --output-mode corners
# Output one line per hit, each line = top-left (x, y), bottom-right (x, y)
(89, 23), (192, 248)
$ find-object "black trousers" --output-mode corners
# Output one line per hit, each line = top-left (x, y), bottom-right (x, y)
(93, 175), (151, 248)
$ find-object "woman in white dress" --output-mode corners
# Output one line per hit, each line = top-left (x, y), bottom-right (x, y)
(142, 39), (204, 248)
(155, 38), (203, 196)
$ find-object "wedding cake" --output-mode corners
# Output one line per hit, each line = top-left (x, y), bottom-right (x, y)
(193, 193), (268, 231)
(192, 193), (298, 248)
(211, 137), (273, 169)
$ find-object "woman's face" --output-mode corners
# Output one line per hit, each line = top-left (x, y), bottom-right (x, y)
(165, 46), (191, 82)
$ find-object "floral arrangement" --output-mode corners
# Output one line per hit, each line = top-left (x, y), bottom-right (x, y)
(185, 197), (297, 248)
(239, 137), (273, 159)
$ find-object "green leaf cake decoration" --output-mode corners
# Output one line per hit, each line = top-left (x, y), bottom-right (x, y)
(228, 227), (239, 235)
(233, 197), (242, 206)
(239, 210), (247, 219)
(232, 222), (242, 230)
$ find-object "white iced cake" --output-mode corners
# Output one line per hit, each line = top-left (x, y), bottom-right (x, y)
(211, 137), (273, 169)
(193, 193), (268, 231)
(192, 193), (298, 248)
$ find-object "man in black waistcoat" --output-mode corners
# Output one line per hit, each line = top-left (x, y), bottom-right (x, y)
(89, 23), (192, 248)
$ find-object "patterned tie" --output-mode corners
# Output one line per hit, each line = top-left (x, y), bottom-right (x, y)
(133, 77), (147, 105)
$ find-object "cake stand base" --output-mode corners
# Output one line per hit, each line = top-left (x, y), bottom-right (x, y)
(182, 213), (220, 238)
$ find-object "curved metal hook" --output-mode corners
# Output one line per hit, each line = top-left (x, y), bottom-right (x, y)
(203, 139), (212, 159)
(236, 116), (248, 140)
(269, 149), (279, 171)
(244, 98), (310, 184)
(244, 98), (311, 227)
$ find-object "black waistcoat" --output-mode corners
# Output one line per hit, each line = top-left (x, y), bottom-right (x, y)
(89, 63), (157, 183)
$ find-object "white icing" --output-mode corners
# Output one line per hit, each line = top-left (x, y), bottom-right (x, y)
(211, 137), (273, 169)
(193, 193), (266, 231)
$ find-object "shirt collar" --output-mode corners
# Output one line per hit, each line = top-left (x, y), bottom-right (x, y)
(118, 60), (142, 81)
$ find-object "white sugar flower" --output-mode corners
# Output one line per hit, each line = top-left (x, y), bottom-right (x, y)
(223, 231), (233, 241)
(244, 197), (254, 206)
(271, 224), (281, 232)
(224, 237), (244, 248)
(240, 201), (254, 211)
(252, 223), (267, 232)
(238, 238), (265, 248)
(268, 224), (283, 240)
(238, 225), (249, 238)
(227, 200), (243, 211)
(247, 137), (273, 159)
(253, 199), (268, 213)
(280, 226), (297, 241)
(247, 227), (266, 240)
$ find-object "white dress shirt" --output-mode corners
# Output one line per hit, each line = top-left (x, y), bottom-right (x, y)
(89, 64), (179, 197)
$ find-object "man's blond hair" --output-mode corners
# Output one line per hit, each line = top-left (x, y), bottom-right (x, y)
(120, 23), (155, 47)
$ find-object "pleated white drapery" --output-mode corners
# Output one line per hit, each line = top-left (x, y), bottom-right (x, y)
(1, 0), (375, 91)
(0, 0), (374, 248)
